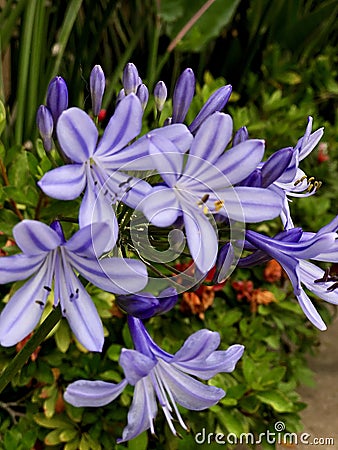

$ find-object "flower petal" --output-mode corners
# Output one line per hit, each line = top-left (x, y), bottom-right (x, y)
(57, 108), (98, 162)
(141, 186), (180, 227)
(69, 253), (148, 295)
(0, 254), (44, 283)
(59, 267), (104, 352)
(119, 349), (157, 385)
(172, 330), (220, 363)
(64, 379), (128, 407)
(182, 207), (218, 273)
(148, 134), (183, 186)
(65, 222), (114, 258)
(297, 289), (327, 331)
(95, 94), (143, 157)
(157, 361), (225, 410)
(0, 266), (48, 346)
(184, 113), (233, 178)
(173, 344), (244, 380)
(13, 220), (62, 255)
(38, 164), (86, 200)
(118, 378), (157, 443)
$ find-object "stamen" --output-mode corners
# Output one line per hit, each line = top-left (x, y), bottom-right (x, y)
(214, 200), (224, 212)
(294, 175), (307, 186)
(35, 300), (44, 306)
(43, 285), (52, 292)
(197, 194), (209, 206)
(294, 174), (322, 193)
(327, 282), (338, 292)
(314, 268), (330, 283)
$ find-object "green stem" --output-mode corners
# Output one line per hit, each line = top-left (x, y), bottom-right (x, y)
(0, 306), (62, 395)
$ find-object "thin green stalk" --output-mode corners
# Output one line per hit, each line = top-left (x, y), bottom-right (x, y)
(26, 0), (46, 140)
(46, 0), (84, 81)
(0, 0), (28, 50)
(14, 0), (38, 145)
(146, 3), (161, 90)
(0, 306), (62, 395)
(102, 21), (146, 109)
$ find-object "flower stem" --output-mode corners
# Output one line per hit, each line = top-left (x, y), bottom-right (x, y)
(0, 306), (62, 395)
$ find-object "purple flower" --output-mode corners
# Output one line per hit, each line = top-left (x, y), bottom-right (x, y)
(64, 316), (244, 442)
(36, 105), (54, 151)
(46, 76), (68, 124)
(38, 94), (193, 231)
(116, 287), (178, 319)
(136, 83), (149, 110)
(90, 65), (105, 116)
(140, 112), (283, 273)
(238, 216), (338, 330)
(0, 220), (148, 351)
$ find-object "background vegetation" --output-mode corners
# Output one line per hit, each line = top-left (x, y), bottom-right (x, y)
(0, 0), (337, 449)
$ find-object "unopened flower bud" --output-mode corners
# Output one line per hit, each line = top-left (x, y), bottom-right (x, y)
(36, 105), (54, 151)
(233, 126), (249, 146)
(172, 68), (195, 123)
(116, 88), (126, 107)
(116, 287), (178, 319)
(189, 84), (232, 134)
(46, 76), (68, 124)
(90, 65), (105, 116)
(136, 83), (149, 110)
(154, 81), (167, 112)
(123, 63), (140, 95)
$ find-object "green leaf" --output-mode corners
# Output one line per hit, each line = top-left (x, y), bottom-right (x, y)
(256, 390), (294, 413)
(44, 429), (62, 445)
(60, 428), (79, 442)
(34, 413), (74, 429)
(0, 209), (19, 235)
(216, 406), (248, 435)
(128, 431), (148, 450)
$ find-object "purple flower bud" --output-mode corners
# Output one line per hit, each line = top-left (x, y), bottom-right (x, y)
(154, 81), (167, 112)
(116, 287), (178, 319)
(136, 83), (149, 110)
(172, 68), (195, 123)
(50, 220), (66, 243)
(36, 105), (54, 151)
(163, 117), (172, 126)
(116, 88), (126, 107)
(240, 169), (262, 187)
(123, 63), (140, 95)
(213, 243), (235, 283)
(189, 84), (232, 134)
(261, 147), (294, 188)
(90, 65), (105, 116)
(46, 76), (68, 124)
(233, 126), (249, 146)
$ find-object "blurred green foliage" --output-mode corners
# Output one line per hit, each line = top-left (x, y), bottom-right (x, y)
(0, 0), (337, 448)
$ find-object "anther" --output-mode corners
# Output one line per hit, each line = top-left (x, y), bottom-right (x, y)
(43, 285), (52, 292)
(314, 268), (330, 283)
(35, 300), (44, 306)
(327, 282), (338, 292)
(294, 175), (307, 186)
(197, 194), (209, 206)
(214, 200), (224, 212)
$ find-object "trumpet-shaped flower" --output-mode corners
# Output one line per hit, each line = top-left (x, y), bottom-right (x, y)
(237, 216), (338, 330)
(0, 220), (148, 351)
(64, 316), (244, 442)
(140, 112), (283, 273)
(38, 94), (192, 232)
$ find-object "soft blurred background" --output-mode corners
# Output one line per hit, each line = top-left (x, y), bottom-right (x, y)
(0, 1), (337, 449)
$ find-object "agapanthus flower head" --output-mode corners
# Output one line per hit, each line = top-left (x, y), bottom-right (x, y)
(90, 64), (105, 116)
(36, 105), (54, 151)
(46, 76), (68, 124)
(64, 316), (244, 442)
(38, 94), (193, 232)
(0, 220), (148, 351)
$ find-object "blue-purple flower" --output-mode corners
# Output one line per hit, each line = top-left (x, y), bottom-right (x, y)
(46, 76), (69, 124)
(64, 316), (244, 442)
(140, 112), (283, 273)
(237, 216), (338, 330)
(0, 220), (147, 351)
(90, 65), (105, 116)
(38, 94), (192, 232)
